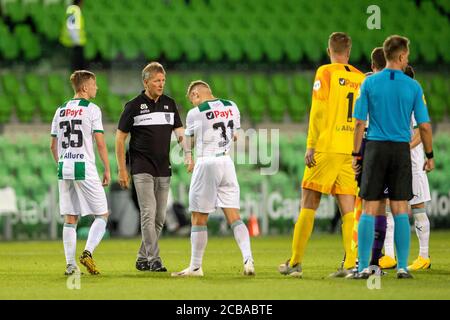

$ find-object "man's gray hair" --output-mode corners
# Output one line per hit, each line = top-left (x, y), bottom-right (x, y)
(142, 62), (165, 81)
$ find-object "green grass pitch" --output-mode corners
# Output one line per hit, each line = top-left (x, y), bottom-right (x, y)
(1, 231), (450, 300)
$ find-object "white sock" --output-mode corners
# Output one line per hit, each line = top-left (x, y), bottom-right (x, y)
(63, 223), (77, 265)
(413, 208), (430, 258)
(384, 210), (396, 259)
(231, 220), (253, 263)
(190, 226), (208, 269)
(85, 217), (107, 254)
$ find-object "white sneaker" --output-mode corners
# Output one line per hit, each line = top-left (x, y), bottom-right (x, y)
(171, 266), (204, 277)
(64, 264), (81, 276)
(243, 259), (255, 276)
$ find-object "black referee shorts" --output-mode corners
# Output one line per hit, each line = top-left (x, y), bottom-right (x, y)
(359, 141), (413, 201)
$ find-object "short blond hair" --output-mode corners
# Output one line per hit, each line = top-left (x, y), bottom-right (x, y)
(70, 70), (96, 92)
(186, 80), (211, 97)
(328, 32), (352, 54)
(383, 35), (410, 61)
(142, 62), (165, 81)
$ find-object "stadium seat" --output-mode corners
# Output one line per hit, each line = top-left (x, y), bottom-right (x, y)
(267, 95), (286, 122)
(288, 94), (308, 122)
(24, 74), (44, 96)
(15, 94), (37, 123)
(1, 73), (21, 96)
(0, 97), (13, 124)
(247, 95), (266, 123)
(38, 95), (59, 123)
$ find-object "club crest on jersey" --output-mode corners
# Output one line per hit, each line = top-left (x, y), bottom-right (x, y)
(60, 108), (83, 117)
(206, 111), (215, 120)
(165, 113), (171, 123)
(313, 80), (321, 91)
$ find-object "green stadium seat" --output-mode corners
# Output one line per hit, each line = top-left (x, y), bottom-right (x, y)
(242, 33), (263, 62)
(104, 94), (124, 122)
(288, 94), (308, 122)
(267, 95), (286, 122)
(428, 95), (446, 122)
(222, 33), (244, 62)
(272, 74), (290, 96)
(1, 73), (21, 96)
(0, 96), (13, 124)
(201, 33), (224, 62)
(38, 95), (59, 123)
(251, 74), (271, 98)
(48, 74), (70, 101)
(247, 95), (265, 123)
(209, 74), (229, 99)
(24, 74), (44, 96)
(0, 26), (20, 60)
(230, 74), (250, 97)
(15, 94), (37, 123)
(4, 0), (27, 23)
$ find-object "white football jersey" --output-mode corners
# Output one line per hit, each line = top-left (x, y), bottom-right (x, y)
(410, 114), (425, 173)
(185, 99), (240, 157)
(51, 98), (104, 180)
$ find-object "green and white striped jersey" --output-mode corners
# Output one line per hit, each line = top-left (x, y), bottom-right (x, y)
(185, 99), (240, 157)
(51, 98), (104, 180)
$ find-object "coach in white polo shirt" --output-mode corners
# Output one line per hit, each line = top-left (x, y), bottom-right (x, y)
(115, 62), (185, 272)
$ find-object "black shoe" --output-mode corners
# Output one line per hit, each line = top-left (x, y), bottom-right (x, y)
(149, 260), (167, 272)
(136, 259), (150, 271)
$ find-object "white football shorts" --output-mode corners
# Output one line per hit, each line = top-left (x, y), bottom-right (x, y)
(409, 171), (431, 206)
(58, 179), (108, 216)
(189, 155), (240, 213)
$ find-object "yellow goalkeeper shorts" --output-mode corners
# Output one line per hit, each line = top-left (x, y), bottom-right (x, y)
(302, 152), (357, 195)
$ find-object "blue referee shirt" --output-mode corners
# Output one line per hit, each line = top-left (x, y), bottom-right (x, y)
(353, 69), (430, 142)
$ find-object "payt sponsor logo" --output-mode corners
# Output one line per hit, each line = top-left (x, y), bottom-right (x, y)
(60, 108), (83, 117)
(213, 109), (233, 119)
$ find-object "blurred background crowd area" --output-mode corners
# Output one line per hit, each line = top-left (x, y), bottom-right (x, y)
(0, 0), (449, 238)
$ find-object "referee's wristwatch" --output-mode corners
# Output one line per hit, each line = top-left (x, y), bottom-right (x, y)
(425, 150), (434, 159)
(351, 151), (360, 157)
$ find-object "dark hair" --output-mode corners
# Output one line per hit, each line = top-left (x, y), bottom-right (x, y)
(383, 35), (410, 61)
(371, 47), (386, 70)
(404, 65), (415, 79)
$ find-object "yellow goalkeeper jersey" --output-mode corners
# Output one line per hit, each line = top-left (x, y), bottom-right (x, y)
(306, 63), (365, 154)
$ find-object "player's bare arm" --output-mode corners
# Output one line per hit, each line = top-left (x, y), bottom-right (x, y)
(410, 128), (421, 149)
(115, 129), (130, 189)
(184, 134), (195, 173)
(94, 132), (111, 186)
(50, 136), (58, 163)
(418, 122), (435, 172)
(352, 119), (366, 175)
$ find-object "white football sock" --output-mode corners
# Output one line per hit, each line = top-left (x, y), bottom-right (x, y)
(412, 208), (430, 258)
(190, 226), (208, 269)
(384, 209), (396, 259)
(63, 223), (77, 265)
(85, 217), (107, 254)
(231, 220), (253, 263)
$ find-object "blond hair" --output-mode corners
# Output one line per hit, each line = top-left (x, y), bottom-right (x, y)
(70, 70), (95, 92)
(142, 62), (165, 81)
(186, 80), (211, 97)
(328, 32), (352, 54)
(383, 35), (410, 61)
